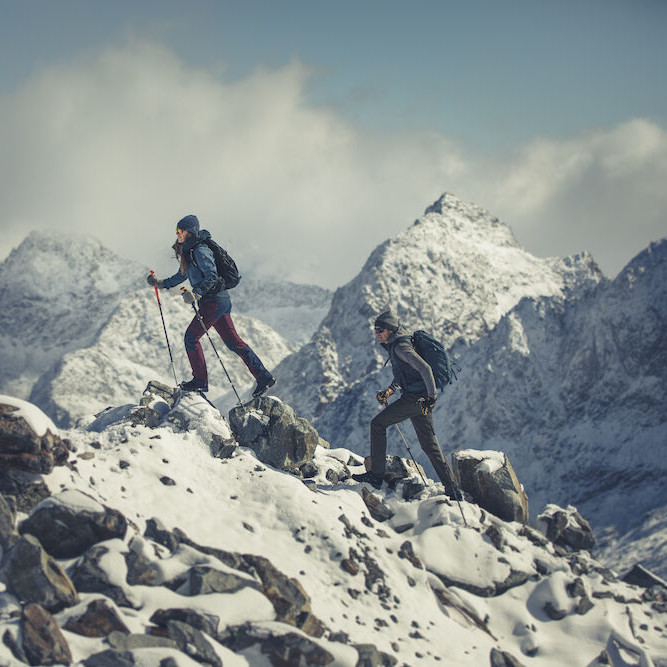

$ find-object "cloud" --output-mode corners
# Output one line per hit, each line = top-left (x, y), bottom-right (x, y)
(0, 40), (464, 287)
(474, 119), (667, 275)
(0, 39), (665, 287)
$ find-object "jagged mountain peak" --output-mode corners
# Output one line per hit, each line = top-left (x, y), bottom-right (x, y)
(1, 229), (145, 298)
(613, 237), (666, 288)
(274, 193), (604, 421)
(422, 191), (520, 246)
(339, 192), (602, 341)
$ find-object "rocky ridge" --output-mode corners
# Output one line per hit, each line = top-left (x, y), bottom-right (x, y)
(1, 390), (666, 666)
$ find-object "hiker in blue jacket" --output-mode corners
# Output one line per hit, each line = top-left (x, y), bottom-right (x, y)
(352, 310), (459, 497)
(147, 214), (275, 397)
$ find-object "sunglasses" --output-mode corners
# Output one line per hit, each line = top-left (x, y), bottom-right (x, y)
(176, 228), (185, 234)
(374, 327), (385, 333)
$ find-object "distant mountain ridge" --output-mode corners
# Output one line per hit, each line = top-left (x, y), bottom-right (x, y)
(0, 231), (332, 423)
(435, 237), (667, 576)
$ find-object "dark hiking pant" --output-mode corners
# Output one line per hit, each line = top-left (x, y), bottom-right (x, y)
(370, 393), (457, 495)
(184, 299), (270, 384)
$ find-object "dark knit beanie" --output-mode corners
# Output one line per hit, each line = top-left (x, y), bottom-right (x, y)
(176, 215), (200, 234)
(374, 310), (399, 332)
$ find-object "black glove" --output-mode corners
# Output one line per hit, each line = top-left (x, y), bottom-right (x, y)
(418, 396), (436, 415)
(147, 274), (162, 287)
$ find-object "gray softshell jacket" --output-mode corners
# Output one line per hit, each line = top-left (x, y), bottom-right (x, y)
(382, 326), (437, 399)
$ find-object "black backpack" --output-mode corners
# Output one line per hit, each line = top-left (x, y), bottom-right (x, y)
(190, 237), (241, 291)
(411, 330), (459, 392)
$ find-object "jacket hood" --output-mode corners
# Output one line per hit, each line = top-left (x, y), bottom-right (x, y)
(382, 325), (411, 351)
(182, 228), (211, 253)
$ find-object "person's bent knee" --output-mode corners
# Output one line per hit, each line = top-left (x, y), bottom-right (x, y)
(371, 414), (388, 430)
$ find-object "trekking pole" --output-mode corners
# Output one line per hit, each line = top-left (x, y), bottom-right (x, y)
(181, 288), (243, 406)
(376, 396), (428, 485)
(453, 489), (468, 527)
(150, 271), (179, 386)
(393, 422), (428, 486)
(383, 398), (468, 526)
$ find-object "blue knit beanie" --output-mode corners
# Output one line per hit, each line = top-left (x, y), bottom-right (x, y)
(176, 215), (200, 234)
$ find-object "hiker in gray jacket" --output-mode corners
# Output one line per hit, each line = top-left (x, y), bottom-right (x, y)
(352, 310), (459, 498)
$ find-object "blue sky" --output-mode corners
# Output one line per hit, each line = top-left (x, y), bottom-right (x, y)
(1, 0), (666, 286)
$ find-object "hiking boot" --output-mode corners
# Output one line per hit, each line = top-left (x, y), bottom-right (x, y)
(180, 378), (208, 392)
(351, 471), (383, 490)
(445, 486), (463, 501)
(252, 374), (276, 397)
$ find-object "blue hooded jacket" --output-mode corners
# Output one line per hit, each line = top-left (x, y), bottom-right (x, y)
(162, 218), (228, 300)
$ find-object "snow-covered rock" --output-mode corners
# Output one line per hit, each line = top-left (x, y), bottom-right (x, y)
(0, 393), (665, 666)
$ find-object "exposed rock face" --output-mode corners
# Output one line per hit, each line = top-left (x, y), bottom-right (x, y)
(21, 603), (72, 666)
(228, 396), (328, 471)
(1, 534), (79, 612)
(19, 489), (127, 558)
(621, 564), (667, 590)
(63, 598), (130, 637)
(0, 401), (68, 473)
(69, 544), (136, 608)
(453, 449), (528, 523)
(537, 504), (595, 551)
(220, 622), (336, 666)
(0, 493), (18, 552)
(0, 468), (50, 514)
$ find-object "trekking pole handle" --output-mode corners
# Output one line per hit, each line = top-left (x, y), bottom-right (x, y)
(150, 270), (161, 304)
(180, 286), (199, 307)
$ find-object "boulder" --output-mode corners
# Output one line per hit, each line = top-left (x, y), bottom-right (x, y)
(149, 608), (220, 639)
(621, 564), (667, 590)
(244, 554), (324, 636)
(384, 455), (426, 487)
(162, 620), (222, 667)
(21, 603), (72, 666)
(490, 647), (526, 666)
(452, 450), (528, 523)
(221, 622), (335, 665)
(536, 504), (595, 551)
(81, 650), (136, 666)
(0, 400), (68, 474)
(2, 534), (78, 612)
(354, 643), (398, 666)
(228, 397), (326, 471)
(166, 565), (256, 596)
(69, 544), (135, 608)
(63, 598), (130, 637)
(20, 489), (127, 558)
(106, 631), (178, 651)
(360, 488), (395, 523)
(0, 468), (51, 513)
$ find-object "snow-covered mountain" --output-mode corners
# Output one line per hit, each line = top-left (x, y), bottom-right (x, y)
(231, 278), (332, 348)
(434, 238), (667, 578)
(0, 232), (331, 425)
(271, 193), (602, 436)
(269, 193), (666, 578)
(2, 393), (666, 666)
(2, 193), (665, 582)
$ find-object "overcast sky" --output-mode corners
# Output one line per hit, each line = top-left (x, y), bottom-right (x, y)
(1, 0), (665, 288)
